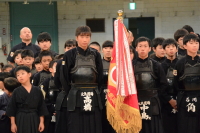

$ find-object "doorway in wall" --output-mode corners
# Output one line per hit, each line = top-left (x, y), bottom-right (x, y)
(128, 17), (155, 47)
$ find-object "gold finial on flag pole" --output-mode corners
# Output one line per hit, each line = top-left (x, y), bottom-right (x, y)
(116, 10), (124, 23)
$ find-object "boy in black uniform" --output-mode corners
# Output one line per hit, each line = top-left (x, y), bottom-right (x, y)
(174, 29), (189, 59)
(133, 37), (169, 133)
(7, 27), (40, 65)
(21, 49), (37, 80)
(40, 60), (59, 133)
(34, 32), (58, 58)
(89, 41), (101, 52)
(6, 66), (48, 133)
(64, 39), (77, 52)
(11, 50), (37, 80)
(34, 57), (44, 72)
(161, 38), (178, 133)
(150, 37), (166, 63)
(58, 26), (103, 133)
(12, 50), (24, 67)
(101, 40), (115, 133)
(174, 34), (200, 133)
(0, 77), (20, 133)
(32, 50), (53, 86)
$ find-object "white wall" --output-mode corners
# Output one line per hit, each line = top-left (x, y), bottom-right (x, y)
(0, 0), (200, 59)
(57, 0), (200, 52)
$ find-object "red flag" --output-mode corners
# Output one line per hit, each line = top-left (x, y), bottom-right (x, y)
(107, 20), (142, 133)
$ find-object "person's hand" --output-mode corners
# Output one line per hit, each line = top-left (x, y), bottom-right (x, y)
(169, 99), (177, 109)
(38, 122), (45, 132)
(11, 123), (17, 133)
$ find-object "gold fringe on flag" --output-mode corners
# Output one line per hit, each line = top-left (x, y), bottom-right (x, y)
(107, 95), (142, 133)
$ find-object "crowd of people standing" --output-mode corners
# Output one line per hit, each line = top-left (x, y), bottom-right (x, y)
(0, 24), (200, 133)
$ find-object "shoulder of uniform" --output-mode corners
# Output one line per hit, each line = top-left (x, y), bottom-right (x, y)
(33, 44), (41, 50)
(176, 56), (186, 65)
(149, 58), (158, 64)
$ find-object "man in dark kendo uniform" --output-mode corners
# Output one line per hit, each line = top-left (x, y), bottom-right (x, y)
(58, 26), (103, 133)
(174, 34), (200, 133)
(174, 29), (189, 60)
(161, 38), (179, 133)
(101, 40), (115, 133)
(133, 37), (169, 133)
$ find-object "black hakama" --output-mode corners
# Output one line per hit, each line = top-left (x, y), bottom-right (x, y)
(58, 47), (103, 133)
(161, 58), (178, 133)
(177, 91), (200, 133)
(6, 86), (48, 133)
(174, 55), (200, 133)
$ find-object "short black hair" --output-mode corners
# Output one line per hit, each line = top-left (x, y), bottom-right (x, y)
(37, 32), (52, 43)
(64, 39), (77, 48)
(162, 38), (178, 49)
(49, 60), (57, 69)
(3, 77), (20, 92)
(2, 64), (14, 72)
(135, 37), (151, 47)
(55, 54), (64, 60)
(183, 33), (200, 45)
(13, 50), (23, 60)
(34, 57), (40, 64)
(89, 42), (101, 50)
(75, 26), (91, 37)
(38, 50), (54, 62)
(182, 25), (194, 33)
(174, 29), (189, 41)
(21, 49), (34, 58)
(152, 37), (165, 48)
(14, 66), (31, 76)
(102, 40), (113, 48)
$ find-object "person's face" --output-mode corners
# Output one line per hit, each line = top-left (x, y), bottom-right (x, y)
(41, 56), (52, 70)
(130, 50), (134, 60)
(3, 67), (13, 72)
(22, 57), (34, 67)
(164, 44), (178, 57)
(153, 45), (165, 58)
(136, 41), (151, 59)
(16, 70), (31, 84)
(177, 37), (184, 48)
(20, 28), (32, 42)
(49, 62), (57, 74)
(38, 41), (51, 51)
(184, 40), (199, 54)
(76, 35), (91, 50)
(89, 45), (100, 52)
(35, 63), (44, 72)
(102, 47), (113, 58)
(64, 46), (73, 52)
(14, 54), (23, 66)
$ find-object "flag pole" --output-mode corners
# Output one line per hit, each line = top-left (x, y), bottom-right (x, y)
(106, 10), (142, 133)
